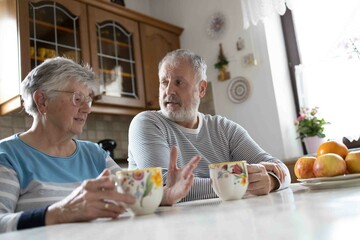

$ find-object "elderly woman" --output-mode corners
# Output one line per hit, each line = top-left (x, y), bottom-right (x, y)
(0, 57), (200, 233)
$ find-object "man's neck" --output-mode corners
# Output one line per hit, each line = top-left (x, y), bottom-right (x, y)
(175, 115), (199, 129)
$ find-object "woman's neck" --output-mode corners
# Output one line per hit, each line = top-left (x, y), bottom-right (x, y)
(19, 125), (76, 157)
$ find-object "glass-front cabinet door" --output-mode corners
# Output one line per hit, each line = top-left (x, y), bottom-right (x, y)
(0, 0), (90, 115)
(88, 6), (145, 108)
(29, 1), (79, 67)
(21, 0), (90, 69)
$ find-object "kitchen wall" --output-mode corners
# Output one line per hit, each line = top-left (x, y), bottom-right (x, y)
(125, 0), (303, 161)
(0, 111), (132, 160)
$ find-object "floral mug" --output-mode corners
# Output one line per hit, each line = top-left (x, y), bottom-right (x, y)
(114, 167), (163, 215)
(209, 161), (248, 201)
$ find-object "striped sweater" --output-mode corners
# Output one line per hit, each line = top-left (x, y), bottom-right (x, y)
(0, 134), (121, 233)
(128, 111), (291, 201)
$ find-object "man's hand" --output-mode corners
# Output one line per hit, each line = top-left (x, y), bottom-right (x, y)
(259, 162), (285, 183)
(246, 164), (273, 195)
(161, 146), (201, 206)
(246, 162), (286, 195)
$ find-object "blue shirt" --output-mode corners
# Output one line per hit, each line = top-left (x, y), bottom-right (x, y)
(0, 134), (120, 233)
(0, 134), (107, 189)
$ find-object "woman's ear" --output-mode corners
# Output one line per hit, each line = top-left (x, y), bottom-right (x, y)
(199, 80), (207, 98)
(33, 90), (47, 115)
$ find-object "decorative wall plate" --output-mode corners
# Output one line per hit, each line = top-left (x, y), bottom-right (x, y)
(227, 77), (251, 103)
(206, 12), (226, 39)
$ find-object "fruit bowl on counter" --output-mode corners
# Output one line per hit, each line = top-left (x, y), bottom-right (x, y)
(297, 173), (360, 183)
(297, 172), (360, 190)
(294, 140), (360, 189)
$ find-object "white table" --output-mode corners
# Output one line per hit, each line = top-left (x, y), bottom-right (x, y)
(1, 183), (360, 240)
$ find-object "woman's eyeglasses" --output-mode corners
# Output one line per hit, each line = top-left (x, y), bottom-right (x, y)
(52, 90), (93, 107)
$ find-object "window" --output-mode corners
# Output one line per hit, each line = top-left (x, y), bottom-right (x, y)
(284, 0), (360, 142)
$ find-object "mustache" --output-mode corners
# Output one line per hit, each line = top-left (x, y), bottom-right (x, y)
(164, 95), (181, 104)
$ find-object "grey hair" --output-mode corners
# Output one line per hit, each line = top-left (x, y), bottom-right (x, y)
(20, 57), (97, 116)
(158, 49), (207, 83)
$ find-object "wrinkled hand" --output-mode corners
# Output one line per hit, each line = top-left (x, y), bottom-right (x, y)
(246, 164), (274, 195)
(45, 169), (135, 225)
(161, 146), (201, 206)
(259, 162), (285, 183)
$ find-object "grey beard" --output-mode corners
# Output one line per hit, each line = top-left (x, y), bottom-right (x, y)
(162, 108), (195, 122)
(160, 97), (200, 123)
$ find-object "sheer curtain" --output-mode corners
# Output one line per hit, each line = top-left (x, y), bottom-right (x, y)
(292, 0), (360, 142)
(240, 0), (295, 29)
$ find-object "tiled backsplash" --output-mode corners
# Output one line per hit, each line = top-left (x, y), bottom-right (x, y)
(0, 111), (133, 160)
(0, 82), (215, 161)
(80, 114), (134, 159)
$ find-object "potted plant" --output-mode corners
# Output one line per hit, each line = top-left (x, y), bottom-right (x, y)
(294, 107), (330, 153)
(214, 45), (229, 70)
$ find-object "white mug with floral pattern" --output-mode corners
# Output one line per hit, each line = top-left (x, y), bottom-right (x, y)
(113, 167), (163, 215)
(209, 161), (248, 201)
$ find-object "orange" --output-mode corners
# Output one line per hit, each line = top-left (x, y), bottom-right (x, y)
(317, 140), (349, 159)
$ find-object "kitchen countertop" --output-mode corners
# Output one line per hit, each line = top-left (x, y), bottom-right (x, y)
(2, 183), (360, 240)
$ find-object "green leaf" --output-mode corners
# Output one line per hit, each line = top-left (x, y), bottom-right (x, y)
(294, 107), (330, 140)
(140, 173), (153, 207)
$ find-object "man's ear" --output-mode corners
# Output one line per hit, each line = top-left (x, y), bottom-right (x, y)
(33, 90), (47, 115)
(199, 80), (207, 98)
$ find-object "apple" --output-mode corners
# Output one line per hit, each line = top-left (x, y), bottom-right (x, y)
(345, 150), (360, 173)
(294, 156), (316, 179)
(313, 153), (347, 177)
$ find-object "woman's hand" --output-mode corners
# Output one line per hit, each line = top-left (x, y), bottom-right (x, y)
(161, 146), (201, 206)
(45, 169), (135, 225)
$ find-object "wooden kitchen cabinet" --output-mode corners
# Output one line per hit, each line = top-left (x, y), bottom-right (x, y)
(140, 23), (181, 109)
(0, 0), (183, 115)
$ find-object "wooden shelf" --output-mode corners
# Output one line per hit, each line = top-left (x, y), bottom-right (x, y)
(31, 56), (45, 61)
(100, 68), (133, 78)
(30, 18), (74, 34)
(98, 37), (129, 48)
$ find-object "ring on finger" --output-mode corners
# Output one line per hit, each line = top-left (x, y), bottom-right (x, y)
(105, 203), (109, 209)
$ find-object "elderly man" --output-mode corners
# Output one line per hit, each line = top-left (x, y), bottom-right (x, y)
(128, 49), (290, 201)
